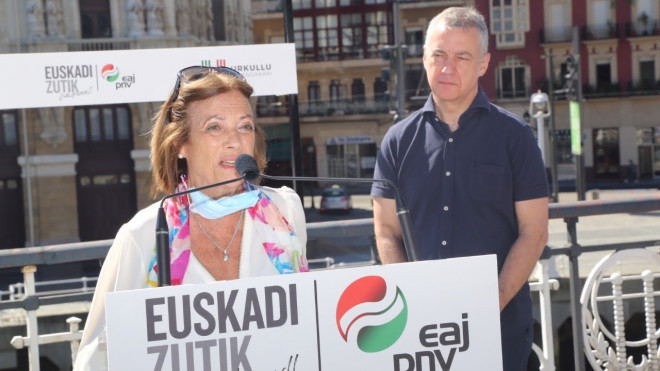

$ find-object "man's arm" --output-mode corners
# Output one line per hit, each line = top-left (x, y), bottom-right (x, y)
(373, 196), (408, 264)
(498, 196), (549, 311)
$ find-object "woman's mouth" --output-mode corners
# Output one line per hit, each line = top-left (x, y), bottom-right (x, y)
(220, 160), (236, 167)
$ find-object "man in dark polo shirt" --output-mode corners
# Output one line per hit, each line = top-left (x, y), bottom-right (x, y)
(371, 6), (549, 370)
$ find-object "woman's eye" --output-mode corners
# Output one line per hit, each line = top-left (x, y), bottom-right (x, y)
(206, 123), (221, 132)
(239, 123), (255, 132)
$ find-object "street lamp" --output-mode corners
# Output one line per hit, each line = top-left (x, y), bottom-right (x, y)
(529, 90), (551, 164)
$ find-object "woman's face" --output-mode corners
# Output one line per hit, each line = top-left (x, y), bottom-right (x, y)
(179, 89), (256, 198)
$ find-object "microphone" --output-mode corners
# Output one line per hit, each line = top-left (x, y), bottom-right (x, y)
(235, 154), (419, 262)
(155, 174), (246, 287)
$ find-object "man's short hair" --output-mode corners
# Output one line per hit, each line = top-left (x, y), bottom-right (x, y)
(425, 6), (489, 56)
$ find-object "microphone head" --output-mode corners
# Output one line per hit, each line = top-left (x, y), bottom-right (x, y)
(235, 154), (260, 181)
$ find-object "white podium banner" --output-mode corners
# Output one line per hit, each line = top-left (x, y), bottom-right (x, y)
(0, 43), (297, 110)
(105, 255), (502, 371)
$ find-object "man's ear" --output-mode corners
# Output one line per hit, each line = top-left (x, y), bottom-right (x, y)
(479, 52), (491, 77)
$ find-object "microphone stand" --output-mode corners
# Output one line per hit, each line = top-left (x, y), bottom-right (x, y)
(257, 173), (419, 262)
(156, 176), (246, 287)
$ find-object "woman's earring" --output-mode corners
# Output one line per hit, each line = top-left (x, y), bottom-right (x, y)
(178, 153), (184, 159)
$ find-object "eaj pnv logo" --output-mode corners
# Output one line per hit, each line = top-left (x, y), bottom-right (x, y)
(336, 275), (407, 353)
(101, 64), (120, 82)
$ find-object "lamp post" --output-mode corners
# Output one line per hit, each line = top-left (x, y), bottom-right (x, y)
(529, 90), (551, 165)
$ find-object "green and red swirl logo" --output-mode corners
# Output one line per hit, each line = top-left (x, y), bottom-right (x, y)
(101, 64), (120, 82)
(336, 275), (408, 353)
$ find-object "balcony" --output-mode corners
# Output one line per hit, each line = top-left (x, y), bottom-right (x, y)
(252, 0), (282, 14)
(583, 22), (619, 40)
(66, 38), (135, 52)
(627, 79), (660, 96)
(300, 98), (390, 117)
(582, 82), (621, 98)
(539, 26), (573, 44)
(625, 19), (660, 37)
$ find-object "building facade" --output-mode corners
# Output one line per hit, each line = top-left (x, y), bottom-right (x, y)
(476, 0), (660, 185)
(254, 0), (660, 190)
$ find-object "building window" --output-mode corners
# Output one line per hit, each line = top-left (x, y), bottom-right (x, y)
(405, 27), (424, 57)
(294, 16), (315, 61)
(374, 77), (387, 102)
(329, 79), (347, 102)
(639, 59), (656, 88)
(79, 0), (112, 38)
(341, 13), (363, 58)
(497, 56), (528, 99)
(365, 11), (388, 58)
(315, 0), (336, 7)
(596, 61), (613, 91)
(351, 78), (366, 103)
(293, 2), (390, 61)
(293, 0), (313, 10)
(73, 105), (131, 143)
(490, 0), (529, 48)
(308, 81), (321, 114)
(317, 14), (339, 60)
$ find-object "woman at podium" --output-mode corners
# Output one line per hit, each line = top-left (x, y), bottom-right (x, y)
(74, 66), (309, 370)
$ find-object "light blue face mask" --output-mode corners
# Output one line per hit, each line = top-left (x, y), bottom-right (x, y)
(189, 188), (260, 219)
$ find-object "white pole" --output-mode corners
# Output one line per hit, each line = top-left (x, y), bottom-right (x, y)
(539, 260), (556, 370)
(22, 265), (40, 371)
(536, 115), (546, 165)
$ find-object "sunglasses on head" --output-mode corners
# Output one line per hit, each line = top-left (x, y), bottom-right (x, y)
(169, 66), (246, 103)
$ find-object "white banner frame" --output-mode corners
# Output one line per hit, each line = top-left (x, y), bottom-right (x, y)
(0, 44), (297, 110)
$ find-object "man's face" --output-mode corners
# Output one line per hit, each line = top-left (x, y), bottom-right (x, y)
(423, 25), (490, 107)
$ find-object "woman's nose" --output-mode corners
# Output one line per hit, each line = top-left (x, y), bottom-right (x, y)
(223, 127), (241, 148)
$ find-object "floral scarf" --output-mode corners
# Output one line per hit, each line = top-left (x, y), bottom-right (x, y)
(146, 178), (308, 287)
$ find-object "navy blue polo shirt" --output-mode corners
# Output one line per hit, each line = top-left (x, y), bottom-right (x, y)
(371, 87), (548, 335)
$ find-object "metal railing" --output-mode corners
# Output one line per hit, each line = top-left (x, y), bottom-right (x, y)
(1, 277), (97, 301)
(1, 195), (659, 370)
(583, 22), (619, 40)
(539, 25), (574, 44)
(625, 19), (660, 37)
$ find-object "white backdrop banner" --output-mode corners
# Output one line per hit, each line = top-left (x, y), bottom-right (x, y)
(105, 255), (503, 371)
(0, 44), (297, 110)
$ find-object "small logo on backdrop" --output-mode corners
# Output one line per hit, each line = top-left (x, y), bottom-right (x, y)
(101, 64), (120, 82)
(100, 64), (136, 90)
(201, 59), (227, 67)
(335, 275), (408, 353)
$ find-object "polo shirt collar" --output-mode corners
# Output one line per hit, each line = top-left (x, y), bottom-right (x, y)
(421, 85), (491, 117)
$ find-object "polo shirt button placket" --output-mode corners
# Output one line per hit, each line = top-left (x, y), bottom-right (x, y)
(441, 241), (447, 246)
